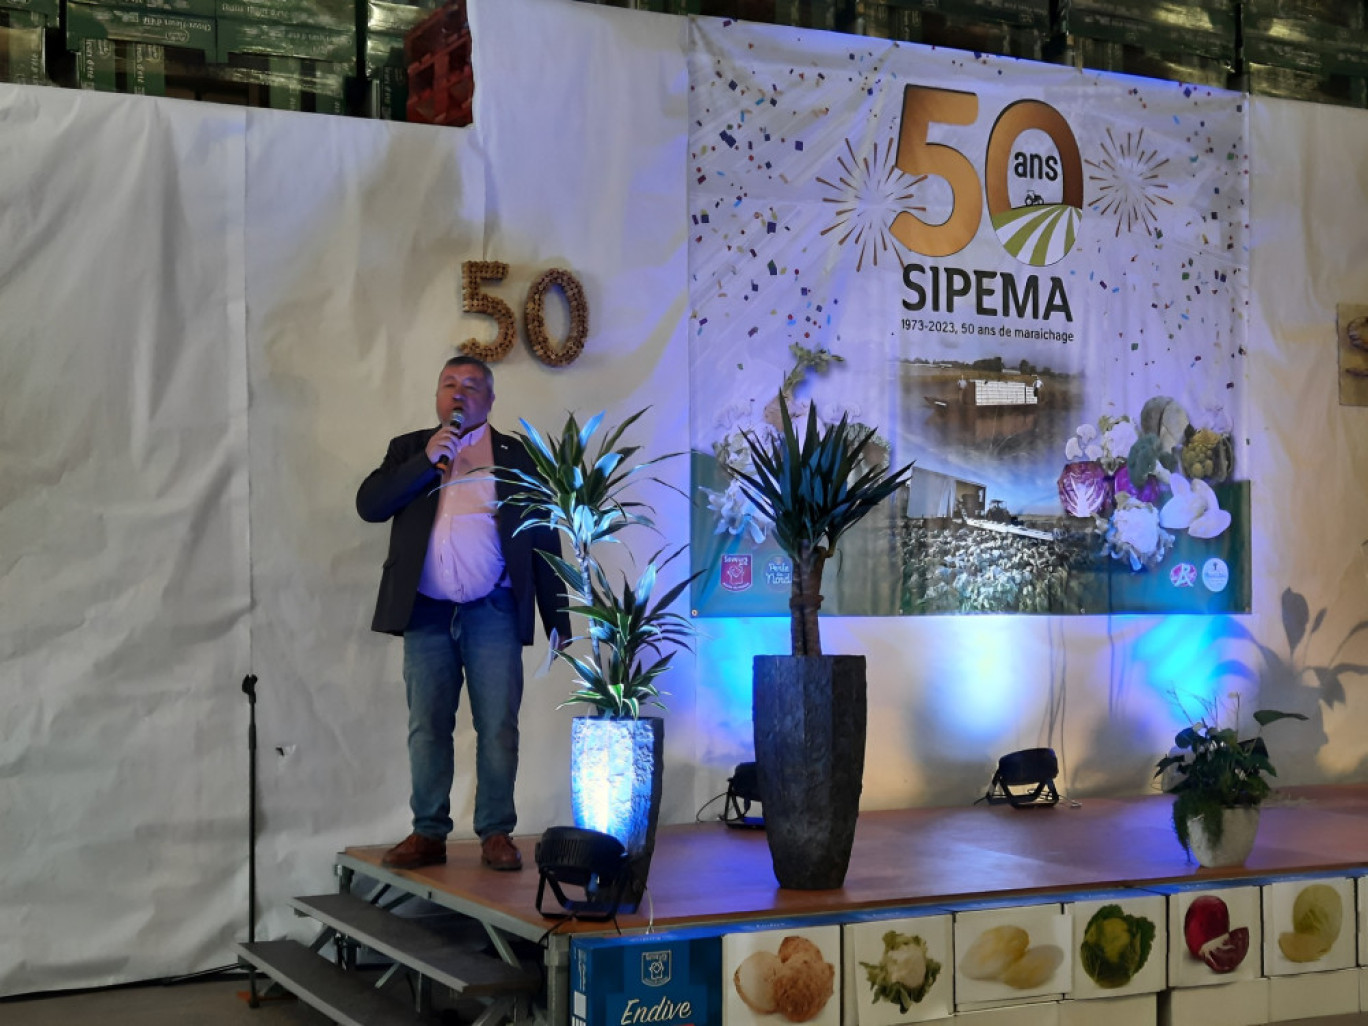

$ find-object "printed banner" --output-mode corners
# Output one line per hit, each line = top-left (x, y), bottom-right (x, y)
(688, 18), (1250, 616)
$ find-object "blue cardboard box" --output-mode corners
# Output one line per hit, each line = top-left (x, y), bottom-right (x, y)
(571, 933), (722, 1026)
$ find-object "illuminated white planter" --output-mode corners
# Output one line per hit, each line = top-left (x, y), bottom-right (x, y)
(569, 716), (664, 860)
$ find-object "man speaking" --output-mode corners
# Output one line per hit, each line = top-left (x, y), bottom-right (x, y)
(356, 356), (569, 871)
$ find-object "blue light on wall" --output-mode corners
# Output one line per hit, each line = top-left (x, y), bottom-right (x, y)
(694, 618), (788, 756)
(1130, 615), (1234, 716)
(933, 617), (1026, 740)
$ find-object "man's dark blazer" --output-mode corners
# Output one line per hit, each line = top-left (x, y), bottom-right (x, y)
(356, 424), (570, 644)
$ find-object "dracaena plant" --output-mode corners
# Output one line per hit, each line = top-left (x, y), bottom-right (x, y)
(497, 409), (697, 719)
(727, 395), (915, 657)
(1155, 707), (1306, 854)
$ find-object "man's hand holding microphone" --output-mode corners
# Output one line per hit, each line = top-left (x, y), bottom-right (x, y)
(426, 407), (466, 472)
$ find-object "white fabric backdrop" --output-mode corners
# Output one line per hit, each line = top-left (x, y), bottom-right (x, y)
(1, 0), (1367, 1000)
(0, 89), (250, 993)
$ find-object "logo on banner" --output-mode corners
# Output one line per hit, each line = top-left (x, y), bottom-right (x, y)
(765, 556), (793, 587)
(887, 87), (1084, 268)
(812, 85), (1084, 324)
(721, 554), (752, 592)
(641, 950), (671, 987)
(1202, 558), (1230, 593)
(1169, 562), (1198, 588)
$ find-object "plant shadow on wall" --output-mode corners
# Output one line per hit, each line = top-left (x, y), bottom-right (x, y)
(1213, 586), (1368, 783)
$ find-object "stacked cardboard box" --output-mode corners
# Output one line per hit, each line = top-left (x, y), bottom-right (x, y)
(213, 0), (354, 109)
(0, 1), (53, 85)
(1051, 0), (1238, 90)
(215, 0), (353, 63)
(859, 0), (1049, 61)
(1242, 0), (1368, 108)
(65, 0), (216, 96)
(65, 0), (204, 96)
(65, 0), (355, 111)
(77, 38), (167, 93)
(66, 2), (217, 63)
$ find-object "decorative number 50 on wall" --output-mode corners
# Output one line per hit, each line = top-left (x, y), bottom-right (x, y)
(460, 260), (589, 366)
(890, 85), (1084, 267)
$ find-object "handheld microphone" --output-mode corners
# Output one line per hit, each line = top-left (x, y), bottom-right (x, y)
(435, 408), (465, 472)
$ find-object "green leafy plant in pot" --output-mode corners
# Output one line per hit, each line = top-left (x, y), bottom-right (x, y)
(499, 409), (697, 895)
(1154, 707), (1306, 867)
(728, 395), (914, 888)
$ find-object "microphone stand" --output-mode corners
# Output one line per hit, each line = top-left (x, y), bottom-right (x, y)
(241, 674), (260, 1006)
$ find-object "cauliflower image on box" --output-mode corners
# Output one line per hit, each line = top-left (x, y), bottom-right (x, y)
(859, 931), (942, 1013)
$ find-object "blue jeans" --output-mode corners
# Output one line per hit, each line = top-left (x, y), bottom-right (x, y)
(402, 589), (523, 840)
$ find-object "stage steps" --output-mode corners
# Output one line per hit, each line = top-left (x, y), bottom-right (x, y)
(236, 891), (539, 1025)
(236, 940), (439, 1026)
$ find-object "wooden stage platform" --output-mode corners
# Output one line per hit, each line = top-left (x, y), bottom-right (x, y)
(342, 785), (1368, 936)
(337, 785), (1368, 1023)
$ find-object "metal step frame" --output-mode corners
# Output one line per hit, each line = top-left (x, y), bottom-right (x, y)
(237, 882), (542, 1025)
(235, 939), (441, 1026)
(289, 892), (540, 998)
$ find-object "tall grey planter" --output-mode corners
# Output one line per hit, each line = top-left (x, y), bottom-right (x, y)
(752, 655), (867, 890)
(569, 716), (665, 904)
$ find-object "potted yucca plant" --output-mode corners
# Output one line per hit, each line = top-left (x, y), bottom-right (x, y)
(498, 409), (696, 895)
(728, 395), (914, 888)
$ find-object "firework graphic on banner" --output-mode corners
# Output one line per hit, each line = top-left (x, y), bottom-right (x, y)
(1086, 127), (1174, 237)
(817, 137), (920, 272)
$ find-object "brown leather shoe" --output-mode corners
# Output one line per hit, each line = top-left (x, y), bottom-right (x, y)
(381, 832), (447, 870)
(480, 833), (522, 871)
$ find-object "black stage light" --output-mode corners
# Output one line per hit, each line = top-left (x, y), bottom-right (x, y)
(534, 826), (637, 920)
(722, 761), (764, 829)
(983, 747), (1059, 808)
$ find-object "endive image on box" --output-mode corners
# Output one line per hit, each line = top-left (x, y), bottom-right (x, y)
(953, 904), (1072, 1008)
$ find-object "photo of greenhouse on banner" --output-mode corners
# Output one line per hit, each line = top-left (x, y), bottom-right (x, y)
(687, 18), (1250, 617)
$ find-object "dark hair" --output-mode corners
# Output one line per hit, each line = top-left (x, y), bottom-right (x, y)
(443, 354), (494, 389)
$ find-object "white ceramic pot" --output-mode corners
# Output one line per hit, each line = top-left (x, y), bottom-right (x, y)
(1186, 806), (1260, 867)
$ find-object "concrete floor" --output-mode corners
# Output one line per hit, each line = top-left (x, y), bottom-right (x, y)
(0, 969), (484, 1025)
(0, 977), (334, 1026)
